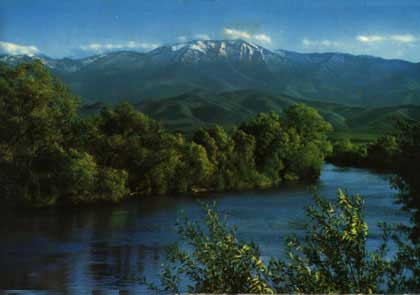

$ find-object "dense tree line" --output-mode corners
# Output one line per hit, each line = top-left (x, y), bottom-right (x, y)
(0, 62), (332, 206)
(327, 135), (399, 169)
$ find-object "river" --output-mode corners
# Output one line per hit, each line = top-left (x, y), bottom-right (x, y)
(0, 164), (409, 294)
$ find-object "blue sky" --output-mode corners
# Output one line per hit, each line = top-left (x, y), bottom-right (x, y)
(1, 0), (420, 61)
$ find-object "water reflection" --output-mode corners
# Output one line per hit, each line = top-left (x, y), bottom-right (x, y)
(0, 164), (409, 294)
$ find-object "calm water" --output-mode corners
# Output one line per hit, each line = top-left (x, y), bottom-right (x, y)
(0, 164), (409, 294)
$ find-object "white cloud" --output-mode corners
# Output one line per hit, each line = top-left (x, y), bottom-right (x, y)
(302, 38), (341, 48)
(390, 34), (416, 43)
(223, 28), (273, 46)
(302, 38), (312, 47)
(194, 33), (211, 40)
(80, 41), (159, 52)
(320, 40), (341, 47)
(0, 41), (40, 56)
(223, 28), (252, 40)
(357, 34), (417, 44)
(357, 35), (386, 43)
(254, 34), (272, 44)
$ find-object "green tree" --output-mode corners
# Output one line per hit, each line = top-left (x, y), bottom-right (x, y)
(175, 142), (213, 192)
(329, 138), (367, 166)
(159, 191), (393, 294)
(239, 106), (332, 183)
(63, 150), (128, 204)
(160, 203), (274, 294)
(90, 102), (184, 195)
(388, 230), (420, 292)
(284, 103), (333, 151)
(0, 62), (129, 205)
(366, 135), (400, 168)
(239, 112), (282, 173)
(0, 62), (78, 205)
(193, 125), (236, 191)
(269, 190), (390, 294)
(231, 129), (269, 189)
(392, 119), (420, 241)
(0, 62), (335, 206)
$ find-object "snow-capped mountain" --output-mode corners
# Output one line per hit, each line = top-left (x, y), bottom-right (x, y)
(149, 39), (282, 64)
(1, 39), (420, 106)
(1, 40), (283, 71)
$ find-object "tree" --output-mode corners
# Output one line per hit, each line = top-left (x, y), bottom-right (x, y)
(193, 125), (236, 191)
(284, 103), (333, 149)
(0, 62), (79, 205)
(90, 102), (184, 195)
(392, 119), (420, 241)
(366, 135), (400, 168)
(0, 62), (130, 205)
(239, 106), (332, 183)
(175, 142), (213, 192)
(239, 112), (282, 173)
(158, 191), (393, 294)
(0, 62), (335, 205)
(160, 203), (274, 294)
(269, 190), (390, 294)
(63, 150), (129, 204)
(231, 129), (269, 189)
(328, 138), (367, 166)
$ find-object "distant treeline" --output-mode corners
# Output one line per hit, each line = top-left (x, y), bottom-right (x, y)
(0, 62), (332, 207)
(328, 119), (420, 241)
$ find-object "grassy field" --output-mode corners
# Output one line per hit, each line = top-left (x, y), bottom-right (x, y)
(330, 131), (381, 143)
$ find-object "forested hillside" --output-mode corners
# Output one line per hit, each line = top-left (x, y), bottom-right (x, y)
(79, 89), (420, 141)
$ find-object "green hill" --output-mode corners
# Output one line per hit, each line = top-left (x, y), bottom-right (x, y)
(80, 89), (420, 141)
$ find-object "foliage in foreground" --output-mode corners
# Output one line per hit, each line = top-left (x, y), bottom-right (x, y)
(161, 202), (274, 294)
(270, 190), (389, 294)
(159, 191), (420, 294)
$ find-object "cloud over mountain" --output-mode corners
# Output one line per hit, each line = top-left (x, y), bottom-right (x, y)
(80, 41), (160, 53)
(357, 34), (417, 44)
(223, 28), (272, 45)
(0, 41), (40, 56)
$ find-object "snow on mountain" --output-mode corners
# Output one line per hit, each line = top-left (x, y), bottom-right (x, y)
(2, 39), (419, 107)
(0, 40), (284, 72)
(149, 39), (281, 64)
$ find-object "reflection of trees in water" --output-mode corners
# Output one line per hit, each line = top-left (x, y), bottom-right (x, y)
(87, 243), (165, 284)
(0, 198), (178, 293)
(63, 203), (171, 292)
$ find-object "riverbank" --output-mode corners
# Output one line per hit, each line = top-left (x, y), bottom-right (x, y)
(0, 164), (407, 294)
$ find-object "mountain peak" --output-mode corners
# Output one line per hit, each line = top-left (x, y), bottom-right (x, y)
(147, 39), (272, 64)
(2, 40), (419, 107)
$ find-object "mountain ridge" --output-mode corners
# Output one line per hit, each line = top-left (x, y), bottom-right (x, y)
(1, 39), (420, 106)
